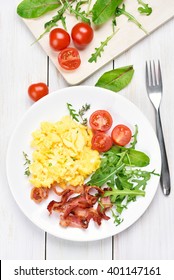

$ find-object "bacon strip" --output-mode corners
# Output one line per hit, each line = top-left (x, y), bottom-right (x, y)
(31, 187), (49, 203)
(47, 185), (112, 229)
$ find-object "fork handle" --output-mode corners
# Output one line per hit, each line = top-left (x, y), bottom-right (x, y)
(155, 109), (171, 195)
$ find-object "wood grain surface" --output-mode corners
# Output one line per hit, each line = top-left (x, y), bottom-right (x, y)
(0, 1), (174, 260)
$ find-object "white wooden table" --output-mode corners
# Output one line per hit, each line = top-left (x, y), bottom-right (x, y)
(0, 1), (174, 260)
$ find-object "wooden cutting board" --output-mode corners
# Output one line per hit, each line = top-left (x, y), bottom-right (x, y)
(21, 0), (174, 85)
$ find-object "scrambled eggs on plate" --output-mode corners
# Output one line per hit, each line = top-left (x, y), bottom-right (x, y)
(29, 116), (100, 188)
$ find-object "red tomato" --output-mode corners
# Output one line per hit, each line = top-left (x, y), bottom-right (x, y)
(71, 23), (94, 49)
(58, 48), (81, 70)
(92, 132), (113, 153)
(89, 110), (113, 132)
(111, 125), (132, 146)
(49, 28), (70, 51)
(28, 83), (48, 102)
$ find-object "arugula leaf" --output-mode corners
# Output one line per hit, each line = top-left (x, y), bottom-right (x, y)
(86, 128), (158, 225)
(111, 209), (124, 225)
(129, 125), (138, 149)
(67, 103), (79, 122)
(65, 0), (90, 24)
(95, 65), (134, 92)
(137, 0), (152, 16)
(33, 2), (68, 43)
(17, 0), (60, 19)
(67, 103), (90, 125)
(116, 4), (148, 34)
(88, 163), (125, 187)
(75, 0), (88, 20)
(23, 151), (31, 176)
(104, 188), (145, 198)
(88, 31), (117, 63)
(92, 0), (123, 25)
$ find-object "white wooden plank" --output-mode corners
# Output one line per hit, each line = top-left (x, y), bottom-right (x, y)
(46, 62), (113, 259)
(21, 0), (174, 85)
(113, 18), (174, 259)
(0, 0), (48, 259)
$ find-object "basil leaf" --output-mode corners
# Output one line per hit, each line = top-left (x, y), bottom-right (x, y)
(17, 0), (60, 19)
(92, 0), (123, 25)
(95, 65), (134, 92)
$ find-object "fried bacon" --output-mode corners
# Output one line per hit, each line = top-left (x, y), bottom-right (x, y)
(47, 185), (112, 229)
(31, 187), (49, 203)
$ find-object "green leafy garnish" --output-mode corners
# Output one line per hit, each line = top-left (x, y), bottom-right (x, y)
(67, 103), (80, 122)
(33, 3), (69, 43)
(88, 31), (117, 63)
(130, 125), (138, 149)
(92, 0), (123, 25)
(67, 103), (90, 125)
(87, 138), (158, 225)
(17, 0), (61, 19)
(23, 151), (31, 176)
(95, 65), (134, 92)
(116, 4), (148, 34)
(137, 0), (152, 16)
(78, 104), (91, 126)
(65, 0), (90, 24)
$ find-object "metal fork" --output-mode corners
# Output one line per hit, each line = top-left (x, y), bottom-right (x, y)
(146, 60), (170, 196)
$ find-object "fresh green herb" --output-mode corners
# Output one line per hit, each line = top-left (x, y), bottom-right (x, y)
(92, 0), (123, 25)
(95, 65), (134, 92)
(111, 210), (124, 225)
(33, 3), (69, 43)
(66, 103), (80, 122)
(23, 151), (31, 176)
(104, 188), (145, 198)
(130, 125), (138, 149)
(60, 15), (67, 30)
(116, 4), (148, 34)
(65, 0), (90, 24)
(88, 31), (117, 63)
(67, 103), (90, 125)
(74, 0), (88, 20)
(86, 0), (92, 16)
(137, 0), (152, 16)
(44, 3), (68, 30)
(78, 104), (91, 126)
(87, 138), (158, 225)
(17, 0), (61, 19)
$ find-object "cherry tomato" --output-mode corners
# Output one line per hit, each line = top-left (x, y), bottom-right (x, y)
(71, 22), (94, 49)
(58, 47), (81, 70)
(28, 83), (48, 102)
(91, 132), (113, 153)
(111, 125), (132, 146)
(49, 28), (70, 51)
(89, 110), (113, 132)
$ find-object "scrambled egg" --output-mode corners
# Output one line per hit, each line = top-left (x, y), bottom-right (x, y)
(29, 116), (101, 188)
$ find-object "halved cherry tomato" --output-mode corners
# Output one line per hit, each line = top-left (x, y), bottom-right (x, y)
(111, 125), (132, 146)
(89, 110), (113, 132)
(91, 132), (113, 152)
(28, 83), (48, 102)
(49, 28), (70, 51)
(58, 47), (81, 70)
(71, 22), (94, 49)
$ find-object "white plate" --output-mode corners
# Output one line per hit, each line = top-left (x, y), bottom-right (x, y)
(6, 86), (161, 242)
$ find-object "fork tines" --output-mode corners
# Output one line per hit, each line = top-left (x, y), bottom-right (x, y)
(146, 60), (163, 92)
